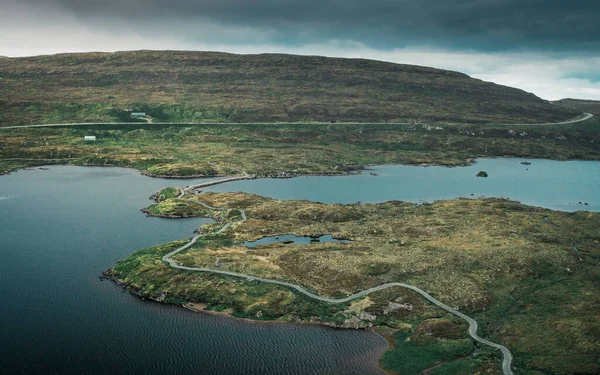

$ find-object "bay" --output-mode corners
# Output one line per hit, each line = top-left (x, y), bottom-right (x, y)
(0, 166), (386, 375)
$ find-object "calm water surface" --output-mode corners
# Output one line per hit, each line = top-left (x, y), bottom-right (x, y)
(1, 159), (598, 374)
(0, 166), (386, 375)
(244, 234), (351, 248)
(206, 158), (600, 211)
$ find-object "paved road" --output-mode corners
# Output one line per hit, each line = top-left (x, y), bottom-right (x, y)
(494, 112), (593, 126)
(0, 113), (593, 130)
(174, 177), (253, 199)
(161, 197), (514, 375)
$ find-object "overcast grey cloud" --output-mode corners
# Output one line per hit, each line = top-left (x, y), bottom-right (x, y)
(1, 0), (600, 100)
(13, 0), (600, 51)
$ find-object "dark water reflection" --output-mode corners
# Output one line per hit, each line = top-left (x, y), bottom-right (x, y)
(0, 166), (386, 375)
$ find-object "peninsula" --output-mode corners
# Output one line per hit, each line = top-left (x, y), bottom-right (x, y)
(108, 184), (600, 375)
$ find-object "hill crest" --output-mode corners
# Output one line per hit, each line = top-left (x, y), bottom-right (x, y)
(0, 50), (579, 125)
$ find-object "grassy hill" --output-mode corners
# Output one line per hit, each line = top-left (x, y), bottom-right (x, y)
(553, 98), (600, 115)
(0, 50), (580, 126)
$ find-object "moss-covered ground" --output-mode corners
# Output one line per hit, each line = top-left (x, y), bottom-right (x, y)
(2, 116), (600, 177)
(151, 187), (181, 202)
(111, 192), (600, 375)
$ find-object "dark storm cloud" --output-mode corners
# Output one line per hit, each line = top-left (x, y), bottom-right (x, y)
(19, 0), (600, 51)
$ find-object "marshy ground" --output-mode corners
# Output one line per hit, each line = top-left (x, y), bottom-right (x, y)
(1, 116), (600, 177)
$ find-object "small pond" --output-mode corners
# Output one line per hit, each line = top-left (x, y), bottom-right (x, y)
(244, 234), (351, 248)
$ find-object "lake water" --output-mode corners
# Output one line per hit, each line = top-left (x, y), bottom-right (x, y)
(0, 166), (386, 375)
(244, 234), (351, 248)
(1, 158), (598, 374)
(205, 158), (600, 211)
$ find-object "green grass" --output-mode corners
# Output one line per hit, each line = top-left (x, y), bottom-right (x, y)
(111, 238), (355, 325)
(153, 187), (181, 202)
(143, 199), (216, 218)
(1, 117), (599, 176)
(552, 99), (600, 115)
(380, 331), (475, 375)
(428, 357), (499, 375)
(0, 50), (580, 126)
(145, 163), (220, 177)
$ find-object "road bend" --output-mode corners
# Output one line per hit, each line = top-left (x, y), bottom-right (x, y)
(161, 195), (514, 375)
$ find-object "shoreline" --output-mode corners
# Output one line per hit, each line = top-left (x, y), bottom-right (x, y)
(107, 269), (394, 333)
(5, 153), (600, 179)
(104, 270), (388, 334)
(136, 187), (516, 374)
(5, 162), (597, 215)
(104, 273), (393, 373)
(186, 302), (394, 375)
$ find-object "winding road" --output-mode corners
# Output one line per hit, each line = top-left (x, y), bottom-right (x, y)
(495, 112), (593, 126)
(0, 112), (593, 130)
(5, 112), (587, 374)
(161, 182), (514, 375)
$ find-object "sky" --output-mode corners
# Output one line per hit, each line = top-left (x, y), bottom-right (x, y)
(2, 0), (599, 100)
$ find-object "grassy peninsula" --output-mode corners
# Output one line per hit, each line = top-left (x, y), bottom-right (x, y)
(0, 51), (580, 126)
(110, 191), (600, 375)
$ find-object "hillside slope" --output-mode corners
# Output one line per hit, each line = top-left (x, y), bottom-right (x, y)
(0, 50), (579, 126)
(553, 98), (600, 115)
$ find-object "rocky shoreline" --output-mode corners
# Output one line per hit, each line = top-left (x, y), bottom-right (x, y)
(101, 269), (384, 330)
(142, 166), (362, 180)
(139, 209), (204, 219)
(141, 171), (222, 179)
(140, 205), (223, 222)
(0, 158), (473, 180)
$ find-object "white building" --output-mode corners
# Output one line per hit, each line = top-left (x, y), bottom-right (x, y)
(84, 136), (96, 142)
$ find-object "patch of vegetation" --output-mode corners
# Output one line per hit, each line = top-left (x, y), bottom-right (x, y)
(144, 198), (215, 218)
(380, 331), (475, 375)
(112, 192), (600, 374)
(152, 187), (181, 202)
(145, 163), (220, 177)
(0, 51), (579, 126)
(1, 116), (599, 176)
(428, 357), (501, 375)
(553, 99), (600, 115)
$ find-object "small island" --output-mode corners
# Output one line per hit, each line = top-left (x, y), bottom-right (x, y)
(477, 170), (488, 177)
(108, 186), (600, 375)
